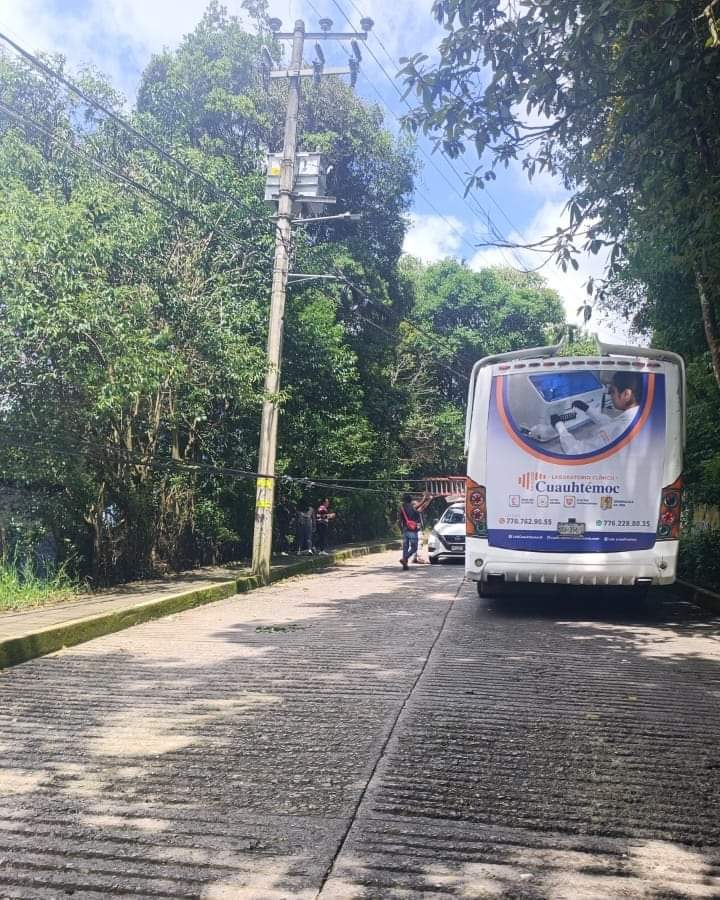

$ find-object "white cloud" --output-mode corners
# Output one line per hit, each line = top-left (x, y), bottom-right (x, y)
(403, 212), (464, 263)
(514, 162), (567, 199)
(468, 199), (629, 342)
(467, 246), (515, 270)
(0, 0), (191, 99)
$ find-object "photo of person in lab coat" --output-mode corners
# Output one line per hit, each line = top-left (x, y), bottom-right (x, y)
(548, 371), (643, 455)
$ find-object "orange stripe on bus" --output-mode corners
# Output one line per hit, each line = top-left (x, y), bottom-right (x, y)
(495, 374), (656, 467)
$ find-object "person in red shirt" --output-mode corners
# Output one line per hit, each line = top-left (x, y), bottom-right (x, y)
(316, 498), (336, 555)
(399, 492), (431, 570)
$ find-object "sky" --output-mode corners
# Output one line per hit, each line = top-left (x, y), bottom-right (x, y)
(0, 0), (629, 341)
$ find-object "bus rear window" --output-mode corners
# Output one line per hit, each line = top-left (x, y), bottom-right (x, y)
(528, 371), (603, 402)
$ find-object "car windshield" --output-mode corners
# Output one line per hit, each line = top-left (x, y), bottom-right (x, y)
(441, 508), (465, 525)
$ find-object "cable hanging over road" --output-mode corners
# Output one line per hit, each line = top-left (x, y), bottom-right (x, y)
(0, 433), (434, 498)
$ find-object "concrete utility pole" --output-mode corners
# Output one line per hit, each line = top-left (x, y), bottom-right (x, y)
(252, 17), (370, 582)
(252, 20), (305, 583)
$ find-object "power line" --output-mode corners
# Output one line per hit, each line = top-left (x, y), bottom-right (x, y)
(0, 22), (512, 274)
(0, 28), (297, 258)
(311, 475), (454, 483)
(327, 0), (526, 269)
(327, 0), (539, 273)
(302, 0), (483, 258)
(0, 432), (427, 498)
(0, 119), (459, 489)
(2, 30), (467, 441)
(0, 100), (289, 261)
(0, 100), (200, 220)
(0, 27), (461, 508)
(0, 30), (262, 219)
(0, 17), (527, 268)
(0, 101), (251, 253)
(341, 0), (531, 247)
(314, 1), (537, 274)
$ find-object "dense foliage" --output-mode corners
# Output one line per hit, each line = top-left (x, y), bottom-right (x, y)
(0, 4), (564, 585)
(396, 259), (564, 473)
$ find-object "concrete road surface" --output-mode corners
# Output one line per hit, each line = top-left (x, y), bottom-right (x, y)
(1, 551), (720, 899)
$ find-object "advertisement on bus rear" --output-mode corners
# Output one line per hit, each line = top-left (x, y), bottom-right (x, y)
(484, 368), (666, 552)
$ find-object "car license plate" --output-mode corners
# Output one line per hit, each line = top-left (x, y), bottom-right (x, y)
(451, 544), (464, 551)
(558, 521), (585, 537)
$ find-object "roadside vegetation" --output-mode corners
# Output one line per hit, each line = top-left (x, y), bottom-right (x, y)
(678, 528), (720, 594)
(0, 553), (78, 611)
(0, 2), (564, 588)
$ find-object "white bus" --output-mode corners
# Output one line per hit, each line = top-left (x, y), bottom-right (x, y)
(464, 341), (685, 596)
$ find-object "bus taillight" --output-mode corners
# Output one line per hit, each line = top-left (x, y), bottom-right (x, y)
(466, 479), (487, 537)
(657, 477), (682, 540)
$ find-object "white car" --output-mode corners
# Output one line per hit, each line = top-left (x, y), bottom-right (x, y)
(427, 502), (466, 563)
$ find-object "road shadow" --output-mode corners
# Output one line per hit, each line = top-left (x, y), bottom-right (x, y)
(1, 558), (719, 898)
(318, 576), (720, 898)
(0, 557), (458, 898)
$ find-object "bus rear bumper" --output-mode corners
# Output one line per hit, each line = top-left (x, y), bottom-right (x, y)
(465, 538), (678, 587)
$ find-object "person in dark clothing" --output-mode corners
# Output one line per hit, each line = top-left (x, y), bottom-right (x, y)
(296, 503), (316, 554)
(399, 493), (422, 570)
(274, 499), (293, 555)
(316, 498), (336, 555)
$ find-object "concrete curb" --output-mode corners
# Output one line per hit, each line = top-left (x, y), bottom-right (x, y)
(672, 577), (720, 613)
(0, 539), (401, 670)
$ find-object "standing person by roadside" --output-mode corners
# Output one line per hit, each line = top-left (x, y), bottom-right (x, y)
(316, 498), (336, 556)
(399, 493), (422, 570)
(296, 502), (316, 555)
(274, 499), (294, 556)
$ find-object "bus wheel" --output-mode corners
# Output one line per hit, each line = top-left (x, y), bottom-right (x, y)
(478, 579), (508, 599)
(629, 582), (651, 610)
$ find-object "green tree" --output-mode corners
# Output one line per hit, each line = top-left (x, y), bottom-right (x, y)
(394, 258), (564, 472)
(0, 139), (270, 578)
(0, 5), (417, 578)
(604, 231), (720, 510)
(400, 1), (720, 383)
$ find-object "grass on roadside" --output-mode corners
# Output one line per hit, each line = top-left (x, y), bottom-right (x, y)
(0, 553), (79, 611)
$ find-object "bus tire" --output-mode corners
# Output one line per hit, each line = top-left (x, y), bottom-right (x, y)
(630, 583), (651, 609)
